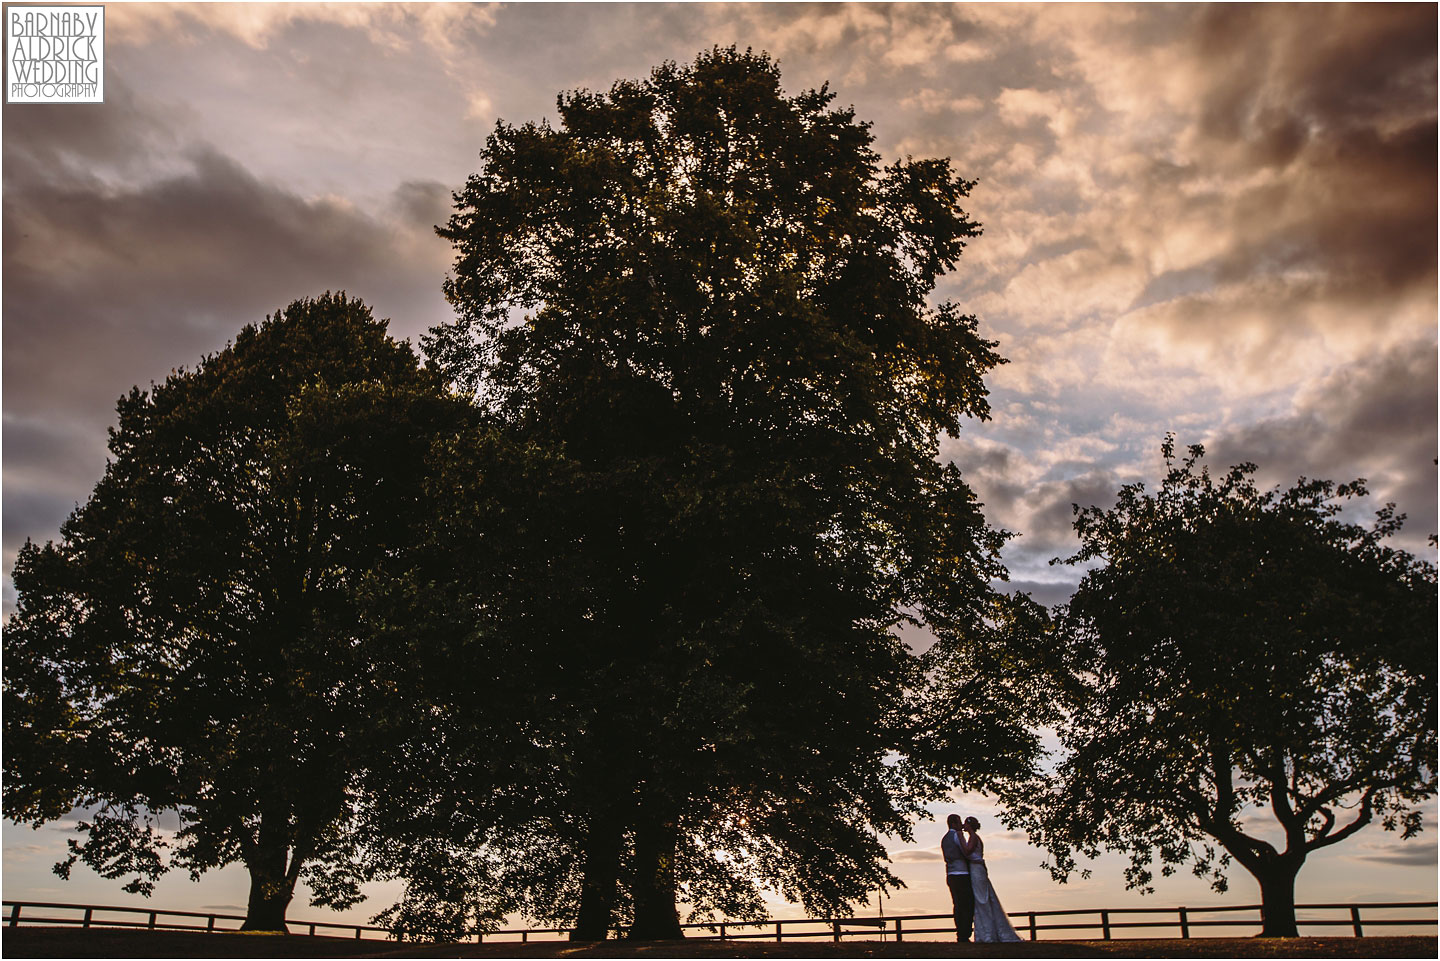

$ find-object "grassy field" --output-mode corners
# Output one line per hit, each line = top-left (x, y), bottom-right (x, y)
(2, 930), (1435, 959)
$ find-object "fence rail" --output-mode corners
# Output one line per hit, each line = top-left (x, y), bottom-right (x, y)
(4, 899), (1435, 943)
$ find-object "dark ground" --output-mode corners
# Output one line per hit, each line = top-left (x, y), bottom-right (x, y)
(2, 930), (1435, 959)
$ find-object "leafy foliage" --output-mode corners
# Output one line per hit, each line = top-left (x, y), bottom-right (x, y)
(3, 293), (465, 929)
(1004, 437), (1437, 936)
(400, 46), (1047, 938)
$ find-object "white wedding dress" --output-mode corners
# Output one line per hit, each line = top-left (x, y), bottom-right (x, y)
(968, 839), (1022, 943)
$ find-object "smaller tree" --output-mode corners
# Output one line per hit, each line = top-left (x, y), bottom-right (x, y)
(3, 294), (464, 931)
(1006, 437), (1436, 937)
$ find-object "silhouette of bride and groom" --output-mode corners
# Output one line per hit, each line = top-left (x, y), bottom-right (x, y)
(943, 813), (1022, 943)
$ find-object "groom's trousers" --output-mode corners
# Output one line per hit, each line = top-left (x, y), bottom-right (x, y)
(947, 872), (974, 942)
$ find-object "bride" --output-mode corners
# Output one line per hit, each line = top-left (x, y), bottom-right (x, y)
(961, 816), (1023, 943)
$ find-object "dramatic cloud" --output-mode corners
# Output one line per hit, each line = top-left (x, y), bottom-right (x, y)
(1201, 340), (1438, 550)
(109, 2), (501, 53)
(1041, 4), (1436, 398)
(3, 84), (453, 588)
(921, 2), (1436, 584)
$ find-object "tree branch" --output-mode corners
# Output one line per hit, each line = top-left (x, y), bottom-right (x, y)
(1267, 745), (1305, 853)
(1306, 788), (1376, 853)
(1197, 746), (1271, 873)
(1296, 770), (1384, 823)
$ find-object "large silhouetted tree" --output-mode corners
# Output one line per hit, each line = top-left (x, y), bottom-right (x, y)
(3, 294), (465, 931)
(416, 47), (1045, 939)
(1005, 438), (1436, 938)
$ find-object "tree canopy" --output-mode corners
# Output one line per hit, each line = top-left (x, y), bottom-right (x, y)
(1004, 437), (1437, 937)
(400, 46), (1046, 940)
(3, 293), (466, 931)
(4, 50), (1058, 941)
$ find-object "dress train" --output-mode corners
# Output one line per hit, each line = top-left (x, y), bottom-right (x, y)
(969, 859), (1022, 943)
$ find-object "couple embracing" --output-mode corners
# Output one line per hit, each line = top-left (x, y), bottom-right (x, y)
(942, 814), (1022, 943)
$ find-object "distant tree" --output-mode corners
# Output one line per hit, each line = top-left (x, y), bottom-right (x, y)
(3, 294), (464, 931)
(1005, 438), (1437, 937)
(418, 47), (1046, 939)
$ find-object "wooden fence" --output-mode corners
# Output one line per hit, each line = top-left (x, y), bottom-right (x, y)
(4, 899), (1435, 943)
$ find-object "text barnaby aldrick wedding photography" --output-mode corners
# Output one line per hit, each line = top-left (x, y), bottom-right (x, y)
(7, 4), (103, 103)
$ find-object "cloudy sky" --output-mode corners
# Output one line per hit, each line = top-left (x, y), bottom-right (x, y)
(3, 0), (1435, 932)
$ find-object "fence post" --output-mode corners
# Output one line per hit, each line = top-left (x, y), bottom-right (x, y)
(832, 920), (841, 942)
(355, 926), (362, 939)
(83, 908), (93, 929)
(1179, 906), (1189, 938)
(7, 904), (18, 928)
(1028, 912), (1036, 941)
(895, 918), (903, 942)
(776, 921), (782, 941)
(1100, 910), (1111, 940)
(521, 931), (528, 943)
(148, 911), (158, 930)
(208, 916), (216, 932)
(719, 923), (727, 940)
(1351, 906), (1363, 938)
(308, 923), (316, 936)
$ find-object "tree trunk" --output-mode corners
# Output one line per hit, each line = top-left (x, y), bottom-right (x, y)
(629, 802), (682, 940)
(1255, 860), (1302, 937)
(241, 841), (295, 932)
(573, 809), (625, 941)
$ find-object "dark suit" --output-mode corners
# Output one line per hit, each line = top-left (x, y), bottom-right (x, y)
(942, 828), (974, 941)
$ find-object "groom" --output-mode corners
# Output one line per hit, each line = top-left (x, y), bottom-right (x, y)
(941, 813), (974, 942)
